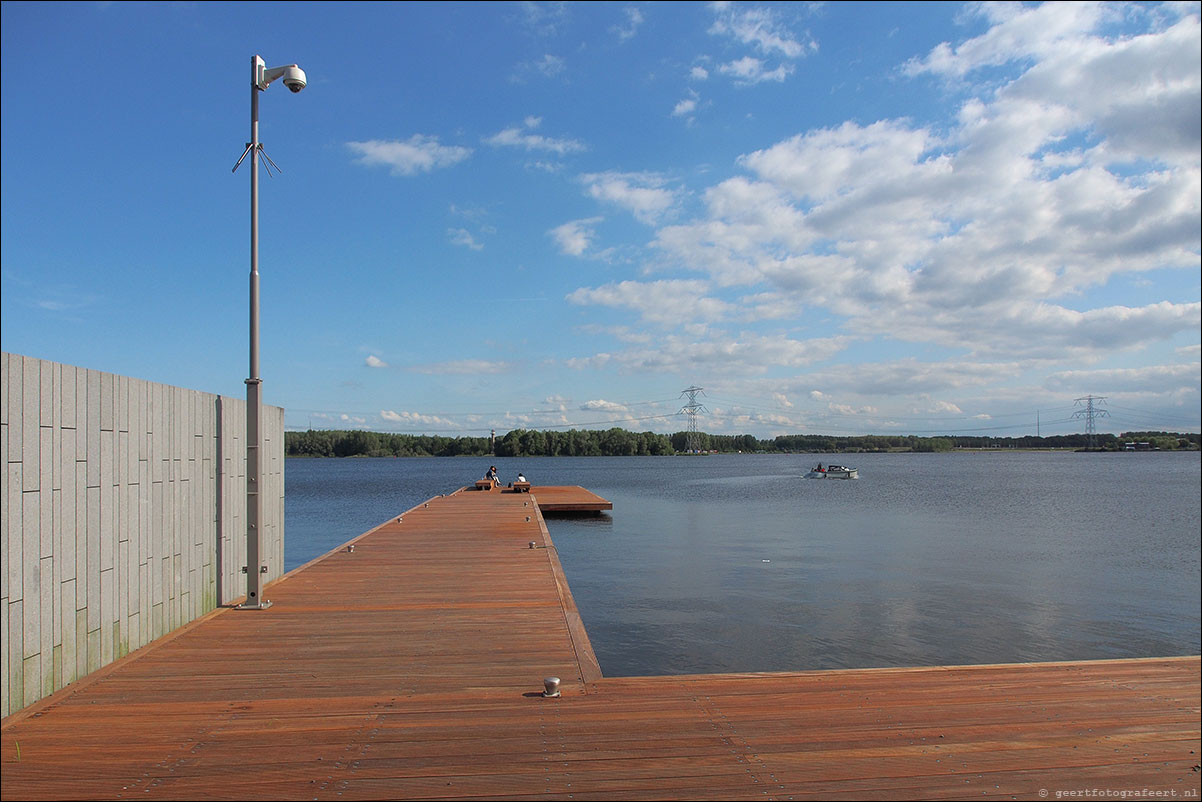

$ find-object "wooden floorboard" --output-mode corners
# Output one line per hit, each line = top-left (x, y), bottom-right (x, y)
(2, 486), (1198, 801)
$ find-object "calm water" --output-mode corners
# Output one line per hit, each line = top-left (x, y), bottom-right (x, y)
(284, 453), (1201, 676)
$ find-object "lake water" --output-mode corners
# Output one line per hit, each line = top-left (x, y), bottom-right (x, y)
(284, 452), (1201, 677)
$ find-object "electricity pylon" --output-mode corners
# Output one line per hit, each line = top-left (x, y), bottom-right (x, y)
(1072, 395), (1109, 450)
(679, 386), (707, 453)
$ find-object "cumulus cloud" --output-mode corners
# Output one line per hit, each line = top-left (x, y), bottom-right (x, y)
(550, 217), (604, 256)
(907, 4), (1201, 167)
(380, 409), (458, 429)
(347, 136), (471, 175)
(365, 355), (388, 368)
(672, 92), (699, 118)
(718, 56), (793, 84)
(580, 399), (628, 412)
(645, 8), (1200, 366)
(579, 171), (680, 224)
(901, 2), (1127, 80)
(553, 5), (1198, 436)
(567, 279), (731, 326)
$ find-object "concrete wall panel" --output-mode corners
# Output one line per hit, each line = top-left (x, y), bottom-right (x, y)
(0, 353), (284, 717)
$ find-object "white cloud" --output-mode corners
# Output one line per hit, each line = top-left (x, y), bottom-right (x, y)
(347, 136), (471, 175)
(709, 4), (811, 59)
(645, 6), (1201, 366)
(903, 2), (1110, 79)
(690, 66), (710, 81)
(706, 3), (815, 87)
(567, 331), (853, 376)
(380, 409), (459, 429)
(365, 355), (388, 368)
(906, 4), (1201, 167)
(795, 359), (1023, 398)
(517, 1), (568, 36)
(673, 94), (699, 118)
(718, 56), (793, 85)
(485, 118), (586, 154)
(580, 399), (628, 412)
(567, 279), (731, 326)
(612, 7), (644, 41)
(511, 53), (567, 82)
(579, 171), (680, 224)
(1045, 362), (1202, 394)
(448, 228), (483, 250)
(536, 54), (566, 77)
(550, 217), (604, 256)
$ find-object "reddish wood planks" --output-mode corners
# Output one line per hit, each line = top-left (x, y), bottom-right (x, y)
(2, 487), (1198, 801)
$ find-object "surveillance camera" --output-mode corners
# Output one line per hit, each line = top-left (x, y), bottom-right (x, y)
(281, 65), (307, 93)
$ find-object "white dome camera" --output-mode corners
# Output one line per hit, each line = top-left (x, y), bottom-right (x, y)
(281, 65), (307, 93)
(254, 57), (308, 93)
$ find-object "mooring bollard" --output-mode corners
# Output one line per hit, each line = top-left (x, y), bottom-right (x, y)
(543, 677), (561, 697)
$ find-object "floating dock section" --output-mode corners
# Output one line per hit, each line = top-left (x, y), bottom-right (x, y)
(2, 485), (1198, 800)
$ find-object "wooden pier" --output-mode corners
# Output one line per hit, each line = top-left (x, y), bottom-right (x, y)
(2, 485), (1198, 800)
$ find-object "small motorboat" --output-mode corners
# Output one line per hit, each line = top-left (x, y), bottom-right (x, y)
(806, 463), (858, 479)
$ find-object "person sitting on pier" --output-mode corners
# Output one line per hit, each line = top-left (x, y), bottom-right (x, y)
(486, 465), (499, 485)
(516, 472), (527, 483)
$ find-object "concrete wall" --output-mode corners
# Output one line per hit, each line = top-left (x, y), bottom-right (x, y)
(1, 353), (284, 718)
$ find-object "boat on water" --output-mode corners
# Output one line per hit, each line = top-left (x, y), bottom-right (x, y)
(806, 463), (858, 479)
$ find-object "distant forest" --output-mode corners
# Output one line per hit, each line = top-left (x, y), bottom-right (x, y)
(285, 428), (1200, 458)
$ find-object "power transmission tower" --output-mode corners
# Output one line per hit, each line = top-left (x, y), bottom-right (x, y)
(679, 386), (707, 453)
(1072, 395), (1109, 450)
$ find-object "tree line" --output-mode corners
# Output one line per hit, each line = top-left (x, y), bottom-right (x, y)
(285, 428), (1199, 458)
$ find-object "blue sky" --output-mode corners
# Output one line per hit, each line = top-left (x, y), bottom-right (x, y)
(2, 1), (1199, 438)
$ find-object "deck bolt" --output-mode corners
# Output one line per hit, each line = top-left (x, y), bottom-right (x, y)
(529, 541), (536, 549)
(347, 544), (355, 553)
(526, 516), (531, 522)
(543, 677), (561, 697)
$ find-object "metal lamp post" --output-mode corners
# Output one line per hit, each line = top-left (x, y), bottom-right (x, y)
(233, 55), (307, 609)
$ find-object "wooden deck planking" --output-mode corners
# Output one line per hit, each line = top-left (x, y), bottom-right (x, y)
(523, 485), (613, 513)
(2, 485), (1198, 801)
